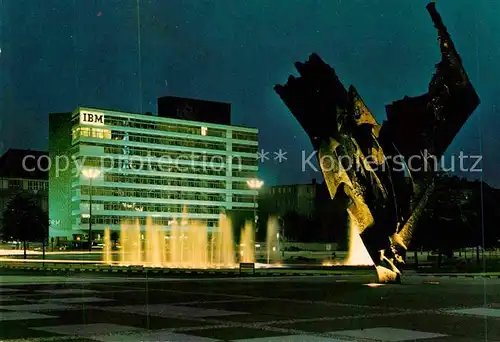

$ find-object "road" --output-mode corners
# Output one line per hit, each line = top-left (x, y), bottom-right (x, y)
(0, 271), (499, 341)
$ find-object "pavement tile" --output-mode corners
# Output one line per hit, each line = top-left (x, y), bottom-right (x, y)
(31, 323), (143, 337)
(0, 321), (63, 340)
(0, 288), (24, 293)
(333, 327), (447, 341)
(215, 313), (285, 323)
(448, 307), (500, 318)
(0, 311), (58, 321)
(275, 313), (500, 341)
(90, 330), (218, 341)
(38, 289), (100, 295)
(97, 290), (234, 305)
(40, 296), (114, 304)
(0, 303), (76, 311)
(234, 335), (347, 341)
(183, 299), (388, 319)
(99, 304), (248, 318)
(186, 327), (288, 341)
(0, 295), (17, 302)
(0, 295), (30, 304)
(18, 308), (212, 330)
(0, 307), (208, 341)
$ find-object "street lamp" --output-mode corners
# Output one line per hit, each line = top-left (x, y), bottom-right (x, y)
(82, 168), (100, 252)
(246, 179), (264, 226)
(247, 178), (263, 260)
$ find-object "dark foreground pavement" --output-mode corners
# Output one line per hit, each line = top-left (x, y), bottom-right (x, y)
(0, 271), (499, 341)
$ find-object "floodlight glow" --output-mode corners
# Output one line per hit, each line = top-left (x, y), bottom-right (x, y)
(81, 168), (101, 179)
(246, 178), (264, 189)
(364, 283), (386, 288)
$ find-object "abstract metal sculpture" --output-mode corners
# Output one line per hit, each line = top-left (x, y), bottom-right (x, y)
(275, 2), (480, 282)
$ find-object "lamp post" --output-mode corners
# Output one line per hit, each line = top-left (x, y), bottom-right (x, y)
(246, 178), (263, 260)
(82, 168), (100, 252)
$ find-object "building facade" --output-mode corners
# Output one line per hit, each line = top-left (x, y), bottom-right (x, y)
(259, 179), (322, 218)
(258, 179), (348, 243)
(49, 106), (258, 240)
(0, 149), (49, 232)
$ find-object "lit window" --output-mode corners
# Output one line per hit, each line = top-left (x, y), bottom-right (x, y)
(80, 127), (90, 137)
(8, 179), (22, 189)
(201, 126), (208, 136)
(79, 127), (111, 139)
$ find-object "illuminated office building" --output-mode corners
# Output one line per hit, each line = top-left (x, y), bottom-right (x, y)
(49, 100), (258, 240)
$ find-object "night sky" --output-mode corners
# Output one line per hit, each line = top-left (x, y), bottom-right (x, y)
(1, 0), (498, 187)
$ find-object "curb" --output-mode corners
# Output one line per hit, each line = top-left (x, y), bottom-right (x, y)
(414, 273), (500, 279)
(0, 264), (354, 278)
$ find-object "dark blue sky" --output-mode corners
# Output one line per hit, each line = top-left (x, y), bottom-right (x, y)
(1, 0), (498, 186)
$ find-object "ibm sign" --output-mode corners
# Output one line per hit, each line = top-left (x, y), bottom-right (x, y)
(80, 112), (104, 125)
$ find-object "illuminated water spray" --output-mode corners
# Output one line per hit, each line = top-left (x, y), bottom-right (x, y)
(105, 211), (242, 268)
(345, 218), (373, 266)
(103, 227), (112, 264)
(266, 217), (281, 264)
(239, 221), (255, 263)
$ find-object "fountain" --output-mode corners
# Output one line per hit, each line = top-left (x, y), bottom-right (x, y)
(100, 211), (299, 269)
(214, 213), (236, 267)
(266, 217), (281, 264)
(345, 219), (373, 266)
(239, 221), (255, 263)
(102, 212), (243, 268)
(144, 217), (165, 266)
(103, 227), (112, 264)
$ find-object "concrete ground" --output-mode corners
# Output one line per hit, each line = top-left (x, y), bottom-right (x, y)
(0, 271), (499, 341)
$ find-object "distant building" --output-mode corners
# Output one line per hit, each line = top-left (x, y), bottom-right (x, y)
(49, 102), (258, 240)
(260, 179), (323, 218)
(0, 149), (49, 232)
(259, 179), (348, 244)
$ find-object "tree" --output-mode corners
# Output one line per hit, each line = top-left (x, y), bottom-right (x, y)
(412, 174), (500, 267)
(1, 193), (48, 259)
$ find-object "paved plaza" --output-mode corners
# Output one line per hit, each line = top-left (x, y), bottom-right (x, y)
(0, 271), (499, 341)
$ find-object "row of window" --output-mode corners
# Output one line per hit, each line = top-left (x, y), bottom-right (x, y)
(232, 170), (258, 179)
(79, 201), (225, 214)
(103, 116), (258, 142)
(0, 179), (48, 191)
(233, 194), (256, 203)
(71, 113), (257, 141)
(79, 157), (228, 176)
(98, 146), (257, 167)
(111, 131), (228, 151)
(79, 215), (220, 226)
(102, 145), (227, 160)
(269, 187), (295, 194)
(81, 173), (251, 192)
(103, 116), (228, 138)
(102, 174), (227, 189)
(268, 186), (315, 195)
(79, 186), (228, 202)
(232, 131), (258, 142)
(28, 180), (48, 191)
(72, 127), (112, 140)
(231, 182), (255, 190)
(73, 127), (229, 151)
(5, 179), (22, 189)
(232, 143), (258, 154)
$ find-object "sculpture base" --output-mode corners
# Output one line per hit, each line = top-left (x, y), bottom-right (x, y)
(376, 265), (402, 284)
